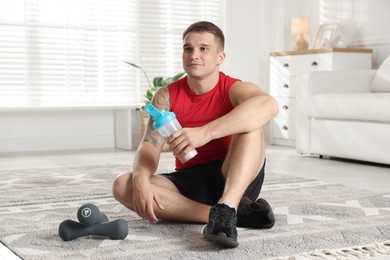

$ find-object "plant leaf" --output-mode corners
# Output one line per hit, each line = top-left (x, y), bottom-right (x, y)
(123, 60), (185, 108)
(122, 60), (152, 89)
(153, 77), (164, 87)
(171, 72), (186, 81)
(162, 72), (186, 85)
(146, 89), (153, 97)
(122, 61), (143, 70)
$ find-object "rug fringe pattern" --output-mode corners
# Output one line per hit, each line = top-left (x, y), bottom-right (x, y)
(272, 240), (390, 259)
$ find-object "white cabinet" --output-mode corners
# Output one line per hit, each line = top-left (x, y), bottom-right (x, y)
(269, 48), (372, 147)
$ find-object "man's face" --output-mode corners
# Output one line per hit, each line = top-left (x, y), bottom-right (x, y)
(182, 31), (225, 79)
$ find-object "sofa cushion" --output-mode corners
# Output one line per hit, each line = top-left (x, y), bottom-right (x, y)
(370, 55), (390, 92)
(308, 93), (390, 122)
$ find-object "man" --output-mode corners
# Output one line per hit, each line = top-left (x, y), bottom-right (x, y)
(112, 21), (279, 248)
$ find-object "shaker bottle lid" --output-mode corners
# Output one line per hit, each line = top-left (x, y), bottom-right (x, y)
(145, 103), (176, 129)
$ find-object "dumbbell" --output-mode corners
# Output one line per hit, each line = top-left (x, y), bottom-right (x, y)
(77, 203), (109, 226)
(59, 219), (128, 241)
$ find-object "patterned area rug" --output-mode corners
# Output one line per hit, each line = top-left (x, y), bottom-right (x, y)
(1, 155), (390, 260)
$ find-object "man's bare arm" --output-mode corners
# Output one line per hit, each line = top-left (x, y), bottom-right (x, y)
(205, 81), (279, 140)
(130, 87), (170, 223)
(142, 87), (170, 148)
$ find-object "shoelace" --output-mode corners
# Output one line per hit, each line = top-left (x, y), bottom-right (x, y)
(215, 205), (236, 226)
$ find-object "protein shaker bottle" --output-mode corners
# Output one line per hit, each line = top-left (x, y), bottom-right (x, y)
(144, 103), (197, 163)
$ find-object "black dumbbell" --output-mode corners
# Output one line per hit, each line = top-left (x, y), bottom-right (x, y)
(58, 219), (128, 241)
(77, 203), (109, 226)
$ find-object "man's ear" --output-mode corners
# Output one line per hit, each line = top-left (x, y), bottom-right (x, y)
(217, 51), (226, 65)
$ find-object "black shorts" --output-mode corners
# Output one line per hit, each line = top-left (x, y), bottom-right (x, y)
(160, 160), (265, 206)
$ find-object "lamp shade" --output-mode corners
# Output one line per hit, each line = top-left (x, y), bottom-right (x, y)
(291, 17), (310, 35)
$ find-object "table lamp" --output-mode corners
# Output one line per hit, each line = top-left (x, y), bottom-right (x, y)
(291, 17), (310, 50)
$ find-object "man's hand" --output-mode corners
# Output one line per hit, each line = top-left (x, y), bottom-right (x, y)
(132, 174), (164, 224)
(167, 126), (210, 158)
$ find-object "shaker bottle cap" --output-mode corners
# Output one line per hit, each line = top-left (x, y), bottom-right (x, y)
(144, 103), (176, 129)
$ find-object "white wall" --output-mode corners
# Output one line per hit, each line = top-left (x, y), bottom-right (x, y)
(318, 0), (390, 68)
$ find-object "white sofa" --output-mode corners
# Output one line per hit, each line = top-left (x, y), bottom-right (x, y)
(296, 55), (390, 165)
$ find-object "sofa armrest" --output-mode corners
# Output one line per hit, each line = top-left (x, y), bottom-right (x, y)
(295, 70), (376, 154)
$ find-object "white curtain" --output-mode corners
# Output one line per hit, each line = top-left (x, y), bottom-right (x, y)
(0, 0), (224, 107)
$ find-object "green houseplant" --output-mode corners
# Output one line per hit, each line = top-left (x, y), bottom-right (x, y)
(123, 61), (185, 145)
(123, 61), (185, 109)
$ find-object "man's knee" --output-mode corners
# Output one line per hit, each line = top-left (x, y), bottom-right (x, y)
(112, 173), (132, 203)
(222, 129), (265, 178)
(229, 128), (264, 149)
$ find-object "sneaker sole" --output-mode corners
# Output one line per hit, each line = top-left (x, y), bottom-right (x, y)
(204, 232), (239, 248)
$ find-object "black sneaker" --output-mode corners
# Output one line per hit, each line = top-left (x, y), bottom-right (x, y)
(237, 196), (275, 229)
(203, 203), (239, 248)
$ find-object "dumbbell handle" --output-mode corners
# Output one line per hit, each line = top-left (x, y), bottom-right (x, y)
(59, 219), (128, 241)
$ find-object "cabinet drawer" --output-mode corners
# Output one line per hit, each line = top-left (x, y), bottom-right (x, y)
(275, 97), (296, 118)
(271, 54), (330, 75)
(270, 76), (296, 98)
(272, 117), (296, 139)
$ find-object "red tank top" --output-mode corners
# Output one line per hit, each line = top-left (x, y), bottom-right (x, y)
(168, 71), (240, 170)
